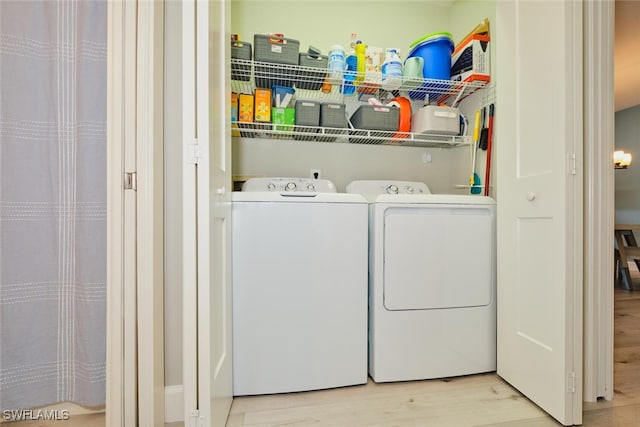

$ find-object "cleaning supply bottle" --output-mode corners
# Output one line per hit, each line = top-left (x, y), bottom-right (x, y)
(343, 33), (358, 94)
(381, 48), (403, 91)
(355, 40), (366, 86)
(328, 45), (345, 84)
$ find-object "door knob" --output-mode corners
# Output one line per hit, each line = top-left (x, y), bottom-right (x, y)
(215, 187), (226, 196)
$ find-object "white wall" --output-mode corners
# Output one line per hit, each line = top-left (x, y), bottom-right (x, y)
(163, 0), (496, 393)
(615, 105), (640, 224)
(230, 0), (450, 57)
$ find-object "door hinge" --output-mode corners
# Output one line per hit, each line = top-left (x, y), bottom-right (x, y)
(124, 172), (137, 191)
(567, 371), (576, 393)
(185, 139), (202, 165)
(568, 153), (577, 175)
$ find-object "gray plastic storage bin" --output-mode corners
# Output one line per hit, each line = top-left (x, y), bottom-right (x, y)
(254, 34), (300, 89)
(231, 40), (252, 81)
(349, 104), (400, 144)
(294, 101), (320, 141)
(296, 54), (328, 91)
(318, 103), (347, 142)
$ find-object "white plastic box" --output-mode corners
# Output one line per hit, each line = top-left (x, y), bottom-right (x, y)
(411, 105), (460, 135)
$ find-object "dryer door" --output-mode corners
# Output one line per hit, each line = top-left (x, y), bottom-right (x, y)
(383, 204), (495, 311)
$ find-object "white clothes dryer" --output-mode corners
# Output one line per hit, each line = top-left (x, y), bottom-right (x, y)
(346, 180), (496, 383)
(232, 177), (368, 395)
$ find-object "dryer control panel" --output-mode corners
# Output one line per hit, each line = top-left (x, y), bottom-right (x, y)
(242, 177), (337, 193)
(346, 180), (432, 196)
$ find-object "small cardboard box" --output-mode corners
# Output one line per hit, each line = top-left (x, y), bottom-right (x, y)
(238, 94), (254, 123)
(231, 92), (240, 137)
(450, 34), (490, 83)
(272, 85), (295, 108)
(238, 93), (255, 137)
(272, 107), (295, 132)
(254, 88), (272, 122)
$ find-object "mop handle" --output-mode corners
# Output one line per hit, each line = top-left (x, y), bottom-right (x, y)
(484, 104), (495, 196)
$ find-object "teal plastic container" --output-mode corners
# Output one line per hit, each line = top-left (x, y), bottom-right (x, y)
(407, 32), (454, 80)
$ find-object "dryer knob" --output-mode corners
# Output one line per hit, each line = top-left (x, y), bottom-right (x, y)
(386, 184), (399, 194)
(285, 182), (297, 191)
(405, 186), (414, 194)
(267, 183), (276, 191)
(306, 183), (316, 191)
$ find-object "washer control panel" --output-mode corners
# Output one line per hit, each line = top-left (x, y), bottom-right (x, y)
(346, 180), (431, 196)
(242, 177), (337, 193)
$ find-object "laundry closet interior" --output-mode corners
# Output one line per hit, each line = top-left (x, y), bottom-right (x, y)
(229, 0), (496, 194)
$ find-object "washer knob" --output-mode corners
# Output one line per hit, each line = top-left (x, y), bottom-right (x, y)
(386, 184), (399, 194)
(285, 182), (297, 191)
(267, 183), (276, 191)
(306, 183), (316, 191)
(405, 186), (414, 194)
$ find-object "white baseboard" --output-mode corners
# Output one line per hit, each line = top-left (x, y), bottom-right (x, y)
(164, 385), (184, 423)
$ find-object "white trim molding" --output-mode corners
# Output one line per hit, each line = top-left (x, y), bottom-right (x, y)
(107, 1), (165, 425)
(106, 1), (131, 425)
(582, 0), (615, 402)
(136, 0), (165, 425)
(164, 386), (185, 423)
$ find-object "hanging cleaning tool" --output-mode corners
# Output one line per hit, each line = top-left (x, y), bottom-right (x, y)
(484, 104), (495, 196)
(479, 106), (488, 150)
(469, 109), (482, 194)
(355, 40), (367, 86)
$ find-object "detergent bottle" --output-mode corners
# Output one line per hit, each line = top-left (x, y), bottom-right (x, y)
(381, 48), (403, 91)
(328, 45), (345, 84)
(343, 33), (358, 94)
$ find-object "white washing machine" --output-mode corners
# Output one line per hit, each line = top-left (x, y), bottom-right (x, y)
(232, 177), (368, 395)
(346, 180), (496, 383)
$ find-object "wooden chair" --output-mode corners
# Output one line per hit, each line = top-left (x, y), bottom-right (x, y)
(615, 228), (640, 290)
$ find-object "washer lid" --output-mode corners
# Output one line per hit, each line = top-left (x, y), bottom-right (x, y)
(232, 192), (366, 203)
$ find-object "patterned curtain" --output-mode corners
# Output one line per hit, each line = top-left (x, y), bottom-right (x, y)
(0, 0), (107, 410)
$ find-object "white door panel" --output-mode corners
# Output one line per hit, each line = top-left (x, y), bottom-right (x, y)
(496, 1), (582, 426)
(183, 0), (233, 426)
(197, 0), (233, 425)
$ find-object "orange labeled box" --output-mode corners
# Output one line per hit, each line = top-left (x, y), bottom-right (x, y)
(238, 94), (254, 123)
(254, 88), (271, 123)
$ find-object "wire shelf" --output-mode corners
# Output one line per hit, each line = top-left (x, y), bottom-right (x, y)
(232, 121), (470, 148)
(230, 58), (488, 147)
(230, 58), (488, 105)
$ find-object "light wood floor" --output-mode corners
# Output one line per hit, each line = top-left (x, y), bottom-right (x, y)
(227, 266), (640, 427)
(5, 267), (640, 427)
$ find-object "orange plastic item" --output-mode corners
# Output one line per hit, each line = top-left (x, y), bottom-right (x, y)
(392, 96), (412, 139)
